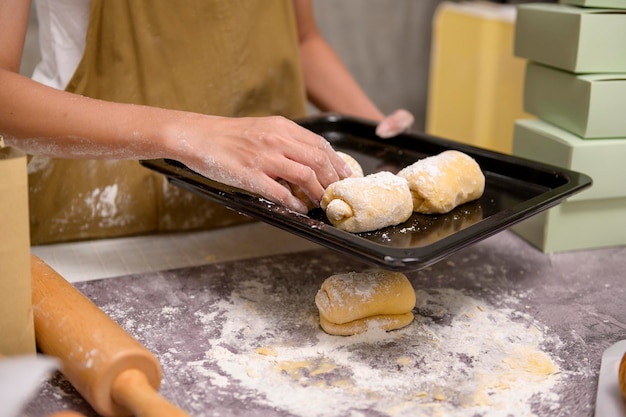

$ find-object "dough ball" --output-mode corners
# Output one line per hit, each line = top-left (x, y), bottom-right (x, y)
(319, 312), (414, 336)
(315, 269), (416, 336)
(321, 171), (412, 233)
(397, 150), (485, 214)
(336, 151), (364, 178)
(284, 151), (364, 211)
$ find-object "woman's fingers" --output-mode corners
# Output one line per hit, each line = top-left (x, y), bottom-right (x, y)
(260, 116), (352, 186)
(375, 109), (414, 138)
(182, 115), (351, 212)
(259, 175), (312, 214)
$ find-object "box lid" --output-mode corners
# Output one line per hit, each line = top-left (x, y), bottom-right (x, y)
(524, 63), (626, 138)
(513, 119), (626, 201)
(560, 0), (626, 9)
(515, 4), (626, 73)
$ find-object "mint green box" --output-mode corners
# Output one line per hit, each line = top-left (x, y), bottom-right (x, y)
(511, 196), (626, 253)
(512, 119), (626, 202)
(524, 63), (626, 138)
(560, 0), (626, 9)
(514, 4), (626, 73)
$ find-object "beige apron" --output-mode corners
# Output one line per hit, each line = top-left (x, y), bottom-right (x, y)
(29, 0), (307, 245)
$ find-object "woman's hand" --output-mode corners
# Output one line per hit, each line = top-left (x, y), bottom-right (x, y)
(375, 109), (415, 139)
(167, 114), (351, 214)
(0, 72), (348, 214)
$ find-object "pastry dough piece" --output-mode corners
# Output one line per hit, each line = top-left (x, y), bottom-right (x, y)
(336, 151), (364, 178)
(315, 270), (416, 336)
(284, 151), (364, 211)
(397, 150), (485, 214)
(319, 312), (414, 336)
(321, 171), (412, 233)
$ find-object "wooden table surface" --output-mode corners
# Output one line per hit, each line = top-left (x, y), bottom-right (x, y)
(24, 230), (626, 417)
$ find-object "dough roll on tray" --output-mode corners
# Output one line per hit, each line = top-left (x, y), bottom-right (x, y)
(321, 171), (413, 233)
(336, 151), (364, 178)
(397, 150), (485, 214)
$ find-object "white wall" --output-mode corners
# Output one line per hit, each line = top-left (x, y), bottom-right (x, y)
(313, 0), (444, 131)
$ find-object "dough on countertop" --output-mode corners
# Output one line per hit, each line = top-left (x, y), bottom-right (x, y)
(315, 269), (416, 336)
(397, 150), (485, 214)
(321, 171), (412, 233)
(319, 312), (414, 337)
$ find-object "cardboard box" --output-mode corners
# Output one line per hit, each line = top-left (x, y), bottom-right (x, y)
(427, 2), (532, 154)
(511, 196), (626, 252)
(512, 119), (626, 202)
(514, 4), (626, 73)
(524, 62), (626, 138)
(560, 0), (626, 9)
(0, 146), (35, 356)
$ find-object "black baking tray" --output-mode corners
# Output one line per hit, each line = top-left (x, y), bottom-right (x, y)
(141, 114), (592, 271)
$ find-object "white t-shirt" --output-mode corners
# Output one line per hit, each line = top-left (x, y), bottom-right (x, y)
(31, 0), (91, 90)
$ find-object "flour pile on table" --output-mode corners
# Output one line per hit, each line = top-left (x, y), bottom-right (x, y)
(179, 280), (562, 417)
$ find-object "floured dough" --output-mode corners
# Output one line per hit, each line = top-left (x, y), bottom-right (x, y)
(397, 150), (485, 214)
(319, 312), (414, 337)
(315, 270), (416, 336)
(321, 171), (412, 233)
(285, 151), (364, 211)
(336, 151), (364, 178)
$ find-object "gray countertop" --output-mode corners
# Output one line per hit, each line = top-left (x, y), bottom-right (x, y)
(24, 227), (626, 417)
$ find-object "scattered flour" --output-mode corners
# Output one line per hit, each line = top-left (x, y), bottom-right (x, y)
(27, 155), (52, 175)
(84, 185), (119, 219)
(175, 283), (563, 417)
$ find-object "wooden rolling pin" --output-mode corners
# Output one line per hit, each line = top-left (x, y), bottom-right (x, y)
(31, 255), (190, 417)
(618, 353), (626, 400)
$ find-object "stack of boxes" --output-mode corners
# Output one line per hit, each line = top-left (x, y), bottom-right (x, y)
(511, 1), (626, 252)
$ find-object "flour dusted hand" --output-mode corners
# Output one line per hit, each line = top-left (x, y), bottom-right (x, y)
(321, 171), (412, 233)
(375, 109), (414, 138)
(177, 115), (356, 215)
(397, 150), (485, 214)
(315, 269), (416, 336)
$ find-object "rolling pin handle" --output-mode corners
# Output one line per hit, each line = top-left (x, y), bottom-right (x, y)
(31, 254), (190, 417)
(618, 353), (626, 401)
(47, 412), (88, 417)
(111, 368), (190, 417)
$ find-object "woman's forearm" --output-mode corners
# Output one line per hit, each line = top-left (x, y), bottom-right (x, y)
(1, 69), (176, 159)
(0, 69), (352, 213)
(300, 35), (384, 121)
(293, 0), (384, 121)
